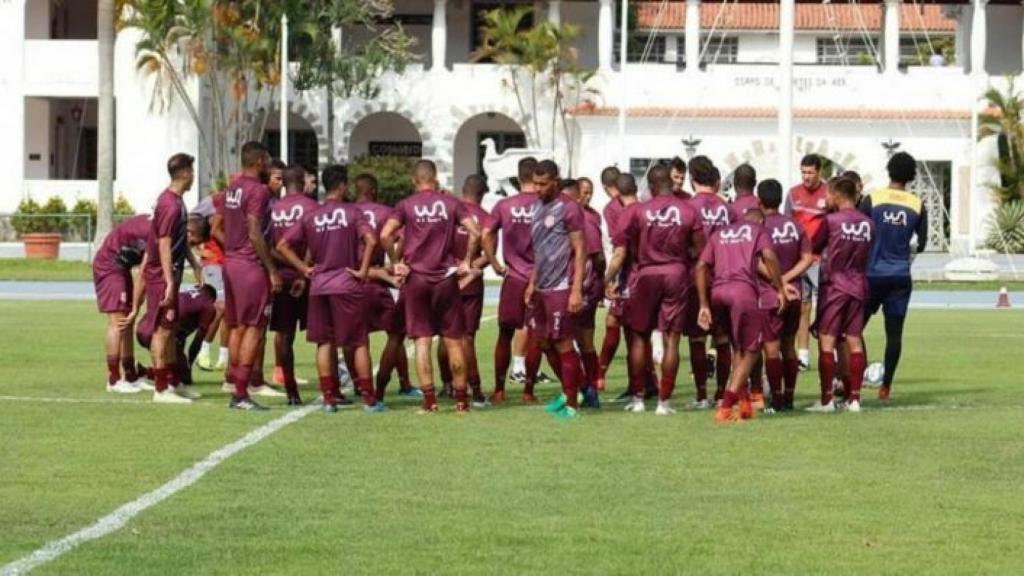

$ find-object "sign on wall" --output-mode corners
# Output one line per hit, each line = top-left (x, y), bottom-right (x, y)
(369, 141), (423, 157)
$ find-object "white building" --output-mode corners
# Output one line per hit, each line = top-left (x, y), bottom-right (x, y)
(2, 0), (1023, 253)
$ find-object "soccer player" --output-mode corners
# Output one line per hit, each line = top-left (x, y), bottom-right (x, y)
(595, 166), (624, 390)
(786, 154), (830, 371)
(808, 178), (874, 413)
(757, 180), (814, 411)
(137, 284), (218, 388)
(352, 173), (418, 400)
(268, 165), (319, 404)
(669, 157), (692, 199)
(731, 164), (760, 217)
(93, 213), (154, 393)
(139, 153), (199, 404)
(571, 176), (605, 405)
(276, 164), (383, 413)
(607, 166), (704, 415)
(437, 175), (492, 406)
(482, 157), (542, 403)
(525, 160), (587, 421)
(195, 187), (231, 372)
(685, 156), (737, 408)
(696, 209), (787, 423)
(861, 152), (927, 403)
(222, 141), (283, 411)
(380, 160), (481, 413)
(268, 159), (286, 199)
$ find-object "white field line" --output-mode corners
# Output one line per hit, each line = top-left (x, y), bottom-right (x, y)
(0, 403), (319, 576)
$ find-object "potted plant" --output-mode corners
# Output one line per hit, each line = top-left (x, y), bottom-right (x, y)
(12, 196), (68, 260)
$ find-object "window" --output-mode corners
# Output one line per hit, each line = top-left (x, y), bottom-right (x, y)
(816, 37), (878, 65)
(614, 34), (666, 64)
(477, 131), (527, 177)
(629, 158), (672, 180)
(899, 36), (954, 67)
(470, 2), (534, 61)
(700, 36), (739, 65)
(264, 130), (320, 172)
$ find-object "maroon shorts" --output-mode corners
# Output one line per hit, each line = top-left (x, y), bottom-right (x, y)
(223, 259), (271, 328)
(577, 300), (598, 331)
(763, 300), (802, 342)
(461, 291), (484, 335)
(269, 279), (308, 334)
(403, 274), (465, 339)
(816, 289), (866, 339)
(497, 274), (529, 330)
(365, 283), (402, 334)
(307, 291), (368, 348)
(682, 289), (708, 338)
(529, 289), (576, 342)
(143, 280), (179, 337)
(711, 284), (766, 353)
(626, 265), (689, 335)
(94, 269), (132, 314)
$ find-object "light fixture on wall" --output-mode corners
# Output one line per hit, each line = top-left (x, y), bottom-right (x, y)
(71, 104), (83, 123)
(881, 138), (901, 158)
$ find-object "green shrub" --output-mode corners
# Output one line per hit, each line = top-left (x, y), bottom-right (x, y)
(348, 155), (416, 206)
(68, 197), (136, 240)
(984, 200), (1024, 253)
(12, 196), (69, 236)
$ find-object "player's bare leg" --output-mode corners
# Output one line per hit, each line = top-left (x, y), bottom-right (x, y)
(375, 332), (409, 401)
(545, 337), (584, 421)
(463, 334), (486, 406)
(274, 329), (301, 403)
(197, 304), (223, 371)
(780, 331), (800, 410)
(414, 337), (440, 412)
(105, 312), (141, 393)
(713, 333), (732, 403)
(490, 325), (516, 403)
(797, 300), (812, 369)
(763, 339), (784, 412)
(624, 330), (649, 413)
(597, 313), (621, 391)
(443, 336), (470, 412)
(152, 324), (189, 403)
(688, 336), (710, 408)
(522, 332), (543, 403)
(511, 327), (529, 382)
(843, 335), (866, 412)
(228, 326), (267, 410)
(656, 332), (683, 415)
(437, 342), (454, 398)
(345, 343), (383, 412)
(715, 349), (759, 423)
(575, 327), (600, 408)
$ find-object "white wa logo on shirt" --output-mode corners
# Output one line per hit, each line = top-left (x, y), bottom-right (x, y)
(271, 204), (304, 226)
(840, 221), (872, 242)
(414, 201), (448, 223)
(314, 208), (349, 231)
(646, 206), (682, 227)
(771, 221), (800, 243)
(881, 210), (908, 226)
(458, 214), (479, 236)
(719, 225), (753, 244)
(362, 210), (378, 230)
(225, 188), (243, 209)
(510, 204), (536, 224)
(700, 205), (730, 226)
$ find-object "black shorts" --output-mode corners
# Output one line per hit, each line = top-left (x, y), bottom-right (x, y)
(866, 276), (912, 319)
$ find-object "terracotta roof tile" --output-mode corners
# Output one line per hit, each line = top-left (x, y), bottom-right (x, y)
(634, 3), (956, 32)
(570, 105), (971, 121)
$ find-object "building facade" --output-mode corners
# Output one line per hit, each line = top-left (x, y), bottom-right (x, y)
(1, 0), (1023, 253)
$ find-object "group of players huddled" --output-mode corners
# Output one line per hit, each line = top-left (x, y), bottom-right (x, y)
(92, 140), (927, 422)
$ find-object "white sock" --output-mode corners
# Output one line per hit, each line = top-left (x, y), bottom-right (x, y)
(200, 341), (210, 358)
(218, 347), (228, 363)
(513, 356), (526, 374)
(798, 349), (809, 365)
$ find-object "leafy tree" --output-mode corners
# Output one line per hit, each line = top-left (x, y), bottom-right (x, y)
(978, 78), (1024, 204)
(984, 200), (1024, 253)
(348, 155), (415, 206)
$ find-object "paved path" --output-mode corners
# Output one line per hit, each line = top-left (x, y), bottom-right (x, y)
(0, 281), (1018, 309)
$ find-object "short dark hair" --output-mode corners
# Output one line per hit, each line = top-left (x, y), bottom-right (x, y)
(841, 170), (862, 185)
(270, 159), (286, 172)
(578, 176), (593, 189)
(756, 179), (783, 209)
(647, 164), (671, 194)
(887, 152), (917, 184)
(321, 164), (349, 193)
(241, 141), (268, 168)
(616, 173), (637, 197)
(462, 174), (488, 198)
(413, 159), (437, 183)
(688, 155), (717, 187)
(534, 159), (559, 179)
(283, 165), (306, 191)
(199, 283), (217, 302)
(733, 164), (757, 192)
(187, 213), (210, 241)
(670, 156), (687, 174)
(167, 153), (194, 179)
(600, 166), (621, 188)
(832, 177), (858, 201)
(518, 157), (539, 184)
(800, 154), (822, 171)
(354, 172), (378, 192)
(559, 178), (579, 196)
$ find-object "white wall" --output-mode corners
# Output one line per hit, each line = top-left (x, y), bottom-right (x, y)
(24, 0), (49, 39)
(23, 98), (49, 180)
(736, 32), (779, 64)
(0, 1), (27, 211)
(348, 112), (422, 159)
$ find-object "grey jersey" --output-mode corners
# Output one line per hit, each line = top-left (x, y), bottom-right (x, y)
(530, 194), (584, 291)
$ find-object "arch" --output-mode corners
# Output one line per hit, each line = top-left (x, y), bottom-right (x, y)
(720, 137), (871, 189)
(451, 111), (528, 193)
(338, 103), (433, 161)
(347, 111), (424, 162)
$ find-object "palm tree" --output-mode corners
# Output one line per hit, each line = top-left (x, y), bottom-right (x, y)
(94, 0), (116, 244)
(979, 78), (1024, 204)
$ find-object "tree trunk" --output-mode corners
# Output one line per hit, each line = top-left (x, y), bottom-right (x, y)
(94, 0), (116, 248)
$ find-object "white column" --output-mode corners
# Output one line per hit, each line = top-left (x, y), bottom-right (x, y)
(618, 0), (629, 167)
(779, 0), (795, 186)
(280, 14), (289, 163)
(598, 0), (614, 71)
(431, 0), (447, 72)
(884, 0), (901, 74)
(684, 0), (701, 72)
(547, 0), (561, 27)
(971, 0), (987, 75)
(665, 35), (679, 65)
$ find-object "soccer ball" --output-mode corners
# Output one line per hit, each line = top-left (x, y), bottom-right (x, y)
(864, 362), (885, 387)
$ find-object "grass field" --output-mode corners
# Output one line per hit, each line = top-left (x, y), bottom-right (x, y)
(2, 301), (1023, 574)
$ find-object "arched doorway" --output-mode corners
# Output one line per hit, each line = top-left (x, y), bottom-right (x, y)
(452, 112), (526, 193)
(264, 111), (320, 171)
(348, 112), (423, 160)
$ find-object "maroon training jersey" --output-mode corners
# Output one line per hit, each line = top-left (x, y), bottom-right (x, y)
(760, 213), (812, 305)
(486, 192), (538, 282)
(271, 193), (319, 281)
(732, 193), (760, 217)
(689, 192), (737, 238)
(177, 286), (217, 336)
(224, 174), (271, 264)
(95, 214), (150, 277)
(283, 199), (372, 296)
(820, 208), (874, 300)
(615, 194), (701, 270)
(390, 190), (468, 282)
(582, 206), (604, 299)
(143, 189), (187, 285)
(455, 201), (490, 295)
(602, 197), (625, 238)
(355, 201), (395, 268)
(700, 221), (773, 294)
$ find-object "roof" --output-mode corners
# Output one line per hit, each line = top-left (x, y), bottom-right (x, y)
(634, 2), (957, 32)
(570, 105), (971, 121)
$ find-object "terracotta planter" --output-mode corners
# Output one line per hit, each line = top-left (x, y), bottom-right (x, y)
(22, 233), (62, 260)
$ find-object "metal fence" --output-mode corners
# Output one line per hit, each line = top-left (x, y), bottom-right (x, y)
(0, 213), (138, 243)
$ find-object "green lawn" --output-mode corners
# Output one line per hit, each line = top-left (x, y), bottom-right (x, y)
(2, 301), (1023, 574)
(0, 259), (93, 281)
